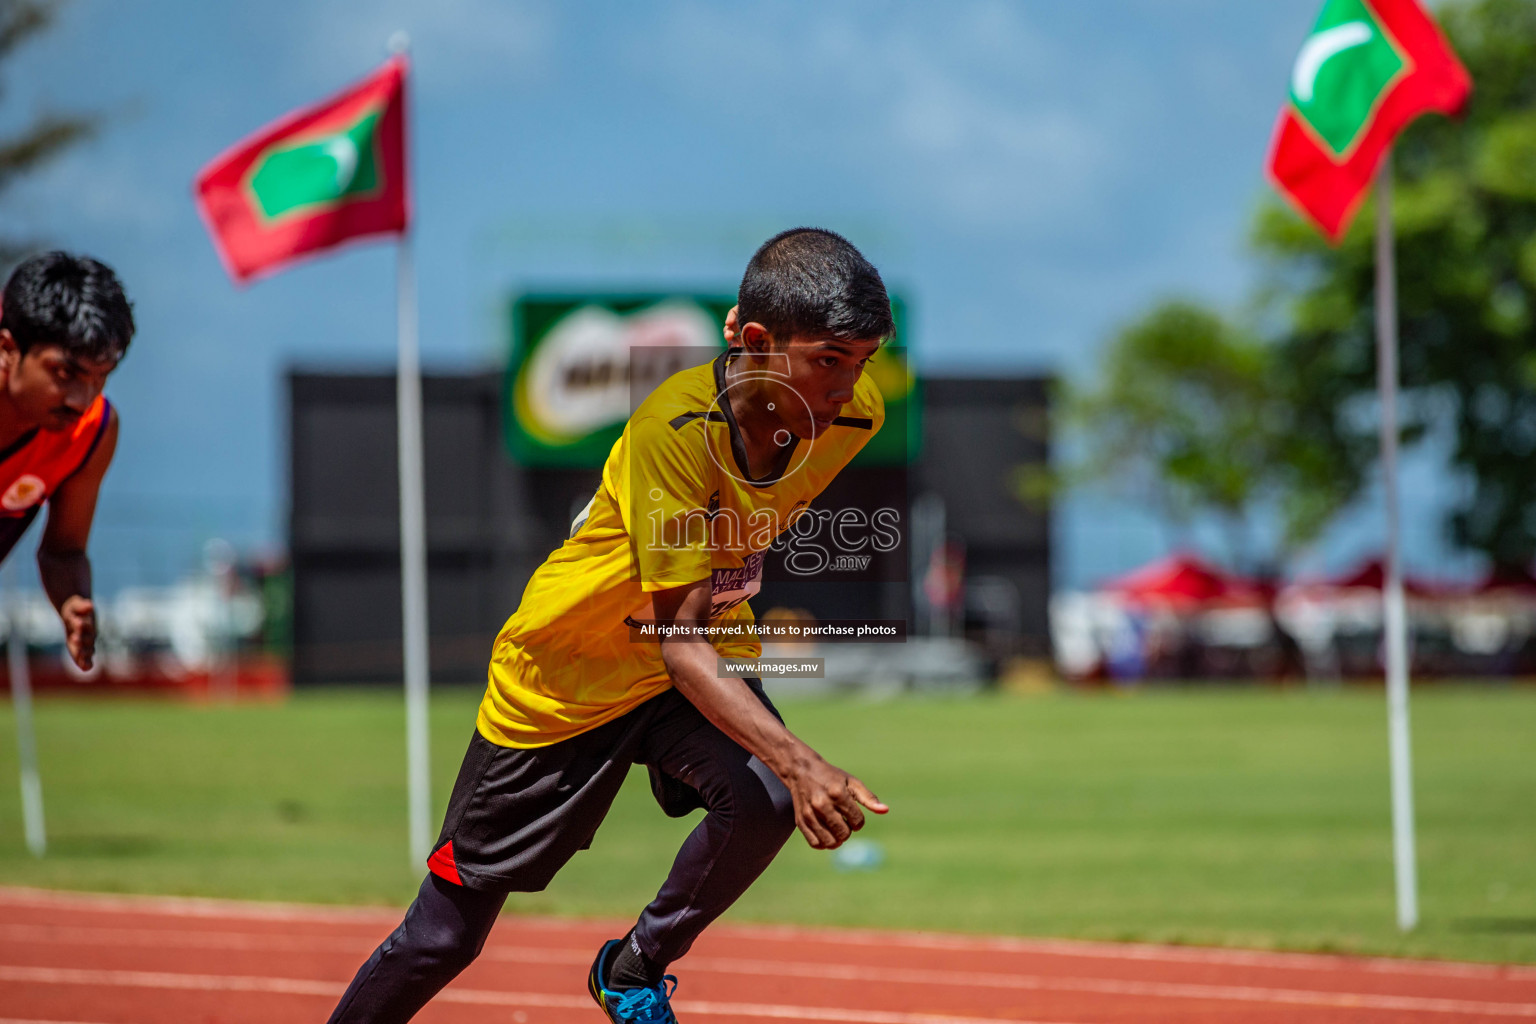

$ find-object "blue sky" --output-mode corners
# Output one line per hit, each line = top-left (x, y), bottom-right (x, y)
(1, 0), (1472, 592)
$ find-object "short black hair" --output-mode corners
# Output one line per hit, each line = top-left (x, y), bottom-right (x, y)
(736, 228), (893, 344)
(0, 251), (134, 362)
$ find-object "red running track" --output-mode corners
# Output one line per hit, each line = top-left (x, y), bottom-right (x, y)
(1, 886), (1534, 1024)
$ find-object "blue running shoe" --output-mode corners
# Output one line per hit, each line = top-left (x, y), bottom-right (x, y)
(588, 938), (680, 1024)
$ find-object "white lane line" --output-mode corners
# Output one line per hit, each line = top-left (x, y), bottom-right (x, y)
(0, 923), (374, 954)
(0, 886), (402, 926)
(0, 966), (1079, 1024)
(658, 1000), (1072, 1024)
(673, 955), (1536, 1014)
(6, 926), (1536, 1013)
(443, 988), (1078, 1024)
(0, 965), (344, 997)
(717, 921), (1536, 982)
(4, 960), (1536, 1018)
(5, 885), (1532, 984)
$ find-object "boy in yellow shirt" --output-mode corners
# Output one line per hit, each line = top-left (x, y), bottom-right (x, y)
(329, 228), (894, 1024)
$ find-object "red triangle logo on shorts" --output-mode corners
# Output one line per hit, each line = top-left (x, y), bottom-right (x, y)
(427, 840), (462, 885)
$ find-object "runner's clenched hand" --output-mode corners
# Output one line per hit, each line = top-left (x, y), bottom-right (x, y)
(61, 595), (96, 671)
(783, 753), (888, 850)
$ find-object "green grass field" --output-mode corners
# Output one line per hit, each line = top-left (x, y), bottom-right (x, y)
(1, 685), (1532, 964)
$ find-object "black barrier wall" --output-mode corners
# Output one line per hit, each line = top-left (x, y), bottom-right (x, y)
(287, 370), (1050, 684)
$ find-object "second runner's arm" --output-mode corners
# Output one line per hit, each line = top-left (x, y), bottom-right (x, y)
(38, 407), (119, 671)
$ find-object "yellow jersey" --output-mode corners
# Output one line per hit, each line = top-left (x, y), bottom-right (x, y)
(477, 350), (884, 747)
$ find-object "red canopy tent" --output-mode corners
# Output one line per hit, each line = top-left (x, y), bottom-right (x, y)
(1324, 558), (1454, 599)
(1100, 553), (1265, 611)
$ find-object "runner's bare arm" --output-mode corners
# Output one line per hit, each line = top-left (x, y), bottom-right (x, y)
(653, 579), (888, 850)
(38, 407), (118, 670)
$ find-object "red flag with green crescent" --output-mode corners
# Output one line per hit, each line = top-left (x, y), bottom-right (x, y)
(195, 57), (409, 282)
(1266, 0), (1470, 243)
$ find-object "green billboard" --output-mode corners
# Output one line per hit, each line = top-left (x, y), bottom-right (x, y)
(503, 293), (917, 467)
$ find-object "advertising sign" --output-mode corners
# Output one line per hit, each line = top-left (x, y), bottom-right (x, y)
(504, 294), (916, 467)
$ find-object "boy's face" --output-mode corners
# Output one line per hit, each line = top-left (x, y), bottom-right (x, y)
(739, 325), (880, 440)
(0, 330), (118, 432)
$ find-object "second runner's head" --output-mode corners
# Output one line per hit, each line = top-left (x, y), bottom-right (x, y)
(732, 228), (893, 441)
(0, 251), (134, 433)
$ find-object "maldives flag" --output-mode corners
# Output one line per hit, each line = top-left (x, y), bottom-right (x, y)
(195, 57), (409, 282)
(1266, 0), (1470, 243)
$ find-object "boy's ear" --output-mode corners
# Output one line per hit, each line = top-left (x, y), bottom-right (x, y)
(0, 329), (18, 372)
(738, 321), (773, 352)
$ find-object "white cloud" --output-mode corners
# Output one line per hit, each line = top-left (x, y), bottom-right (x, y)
(294, 0), (554, 92)
(633, 0), (1123, 231)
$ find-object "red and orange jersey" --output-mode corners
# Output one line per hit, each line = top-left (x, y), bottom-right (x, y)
(0, 393), (112, 561)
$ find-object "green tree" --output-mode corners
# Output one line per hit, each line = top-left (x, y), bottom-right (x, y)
(1256, 0), (1536, 567)
(1055, 300), (1354, 573)
(0, 0), (97, 263)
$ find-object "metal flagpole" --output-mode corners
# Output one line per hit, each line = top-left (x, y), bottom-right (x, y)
(391, 30), (432, 869)
(397, 225), (432, 867)
(1374, 152), (1418, 932)
(7, 568), (44, 857)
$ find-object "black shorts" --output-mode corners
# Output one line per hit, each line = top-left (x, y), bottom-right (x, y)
(427, 678), (778, 892)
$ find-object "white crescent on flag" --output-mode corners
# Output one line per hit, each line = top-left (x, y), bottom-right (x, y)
(1292, 21), (1375, 103)
(321, 134), (360, 193)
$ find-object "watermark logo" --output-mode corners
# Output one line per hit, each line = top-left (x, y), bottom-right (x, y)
(703, 350), (819, 487)
(777, 504), (901, 576)
(628, 344), (911, 629)
(641, 501), (902, 579)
